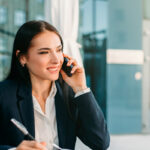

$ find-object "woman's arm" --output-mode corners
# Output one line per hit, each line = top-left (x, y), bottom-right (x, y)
(60, 54), (110, 150)
(74, 91), (110, 150)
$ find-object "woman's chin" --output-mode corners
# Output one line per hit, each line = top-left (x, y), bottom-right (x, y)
(47, 74), (59, 81)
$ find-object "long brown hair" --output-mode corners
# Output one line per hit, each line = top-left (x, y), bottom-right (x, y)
(7, 20), (73, 117)
(7, 20), (63, 83)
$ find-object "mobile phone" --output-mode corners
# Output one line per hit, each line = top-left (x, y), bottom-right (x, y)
(62, 57), (73, 77)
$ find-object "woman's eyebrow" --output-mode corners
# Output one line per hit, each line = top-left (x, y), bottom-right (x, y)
(57, 45), (62, 48)
(38, 47), (51, 51)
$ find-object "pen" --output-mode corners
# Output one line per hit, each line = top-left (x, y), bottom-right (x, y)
(10, 118), (71, 150)
(10, 118), (35, 140)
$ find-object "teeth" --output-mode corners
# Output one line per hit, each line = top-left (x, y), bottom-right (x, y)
(48, 68), (57, 71)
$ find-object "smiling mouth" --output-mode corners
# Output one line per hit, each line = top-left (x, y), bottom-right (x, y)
(47, 67), (59, 72)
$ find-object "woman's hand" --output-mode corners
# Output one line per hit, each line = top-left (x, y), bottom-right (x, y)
(60, 54), (87, 93)
(16, 140), (47, 150)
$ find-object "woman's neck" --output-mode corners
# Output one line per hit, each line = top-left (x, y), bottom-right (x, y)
(31, 76), (52, 102)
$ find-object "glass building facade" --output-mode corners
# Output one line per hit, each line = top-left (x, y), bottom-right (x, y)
(79, 0), (108, 117)
(1, 0), (150, 135)
(0, 0), (45, 80)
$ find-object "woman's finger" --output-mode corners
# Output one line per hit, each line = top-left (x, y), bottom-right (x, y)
(30, 141), (47, 150)
(17, 141), (47, 150)
(17, 145), (37, 150)
(71, 65), (82, 74)
(63, 53), (78, 66)
(40, 142), (46, 147)
(63, 53), (71, 59)
(67, 59), (77, 66)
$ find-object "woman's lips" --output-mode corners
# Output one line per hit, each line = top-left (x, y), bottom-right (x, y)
(47, 66), (59, 73)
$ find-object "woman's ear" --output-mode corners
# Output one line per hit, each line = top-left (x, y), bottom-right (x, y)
(16, 50), (20, 57)
(16, 50), (27, 67)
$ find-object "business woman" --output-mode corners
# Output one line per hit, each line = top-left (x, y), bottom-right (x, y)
(0, 21), (110, 150)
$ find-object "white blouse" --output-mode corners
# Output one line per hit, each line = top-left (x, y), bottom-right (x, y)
(32, 82), (58, 150)
(9, 82), (90, 150)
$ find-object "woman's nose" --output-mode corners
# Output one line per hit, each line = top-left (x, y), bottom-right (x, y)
(50, 52), (59, 64)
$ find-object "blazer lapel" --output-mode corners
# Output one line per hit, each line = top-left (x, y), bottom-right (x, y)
(16, 81), (68, 145)
(55, 81), (68, 147)
(17, 82), (35, 138)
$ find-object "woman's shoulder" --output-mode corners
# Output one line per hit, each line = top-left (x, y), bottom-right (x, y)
(0, 79), (18, 92)
(0, 79), (19, 108)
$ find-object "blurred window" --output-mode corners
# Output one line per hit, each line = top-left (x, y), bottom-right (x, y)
(143, 0), (150, 19)
(0, 6), (7, 24)
(14, 10), (26, 26)
(37, 0), (44, 3)
(35, 15), (44, 20)
(0, 38), (6, 52)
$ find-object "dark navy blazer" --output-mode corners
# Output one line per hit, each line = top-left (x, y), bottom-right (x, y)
(0, 79), (110, 150)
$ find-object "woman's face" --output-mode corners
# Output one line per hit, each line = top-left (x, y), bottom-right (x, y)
(21, 30), (64, 81)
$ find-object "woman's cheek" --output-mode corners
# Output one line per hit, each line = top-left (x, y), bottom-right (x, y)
(60, 54), (64, 66)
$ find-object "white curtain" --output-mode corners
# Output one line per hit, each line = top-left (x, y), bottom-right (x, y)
(45, 0), (83, 66)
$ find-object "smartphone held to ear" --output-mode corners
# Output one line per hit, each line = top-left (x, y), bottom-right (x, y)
(62, 57), (73, 77)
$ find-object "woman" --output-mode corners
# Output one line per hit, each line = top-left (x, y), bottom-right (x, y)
(0, 21), (110, 150)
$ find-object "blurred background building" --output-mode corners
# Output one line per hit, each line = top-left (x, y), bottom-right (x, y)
(0, 0), (45, 80)
(1, 0), (150, 149)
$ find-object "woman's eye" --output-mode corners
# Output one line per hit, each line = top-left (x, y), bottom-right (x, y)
(39, 51), (48, 54)
(57, 49), (62, 52)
